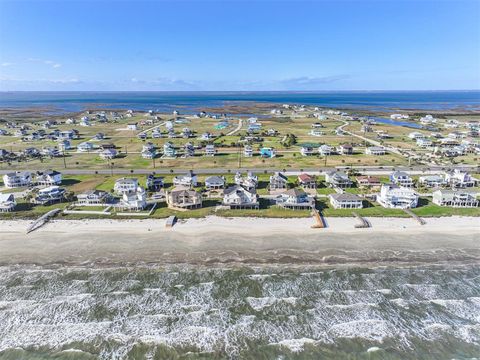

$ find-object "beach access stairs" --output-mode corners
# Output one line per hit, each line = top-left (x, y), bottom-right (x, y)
(352, 212), (370, 228)
(403, 208), (426, 225)
(26, 208), (61, 234)
(311, 209), (326, 228)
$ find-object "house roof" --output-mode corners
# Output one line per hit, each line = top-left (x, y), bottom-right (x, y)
(282, 188), (306, 197)
(205, 175), (225, 184)
(330, 193), (362, 201)
(0, 193), (14, 202)
(298, 173), (314, 182)
(224, 184), (254, 195)
(272, 172), (288, 181)
(116, 177), (138, 184)
(357, 175), (380, 183)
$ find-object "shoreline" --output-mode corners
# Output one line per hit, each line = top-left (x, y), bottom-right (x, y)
(1, 216), (479, 266)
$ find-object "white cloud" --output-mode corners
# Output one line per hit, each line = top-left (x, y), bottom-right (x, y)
(1, 62), (13, 67)
(27, 58), (62, 68)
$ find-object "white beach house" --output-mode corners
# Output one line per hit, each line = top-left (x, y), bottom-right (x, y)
(377, 184), (418, 209)
(3, 171), (32, 188)
(432, 189), (479, 208)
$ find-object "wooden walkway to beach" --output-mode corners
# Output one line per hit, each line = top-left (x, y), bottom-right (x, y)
(352, 212), (370, 228)
(403, 209), (426, 225)
(26, 208), (61, 234)
(311, 209), (326, 228)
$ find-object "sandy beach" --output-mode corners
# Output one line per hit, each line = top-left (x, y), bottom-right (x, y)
(1, 216), (479, 266)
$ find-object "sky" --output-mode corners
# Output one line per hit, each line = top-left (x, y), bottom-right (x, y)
(0, 0), (479, 91)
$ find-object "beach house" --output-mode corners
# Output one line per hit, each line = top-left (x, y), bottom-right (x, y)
(100, 148), (118, 160)
(76, 190), (112, 206)
(418, 174), (447, 188)
(337, 144), (353, 155)
(35, 170), (62, 186)
(200, 132), (213, 141)
(310, 129), (324, 137)
(127, 123), (138, 131)
(298, 173), (316, 189)
(3, 171), (32, 188)
(365, 146), (386, 155)
(408, 132), (426, 140)
(57, 139), (71, 152)
(117, 187), (147, 211)
(329, 193), (364, 209)
(173, 171), (198, 188)
(244, 145), (253, 157)
(356, 175), (381, 188)
(276, 188), (315, 210)
(416, 138), (433, 148)
(390, 171), (414, 188)
(222, 185), (259, 209)
(234, 171), (258, 191)
(445, 169), (477, 188)
(114, 178), (139, 194)
(325, 171), (352, 188)
(0, 193), (16, 212)
(269, 172), (288, 190)
(77, 142), (94, 152)
(146, 174), (164, 191)
(432, 189), (479, 207)
(183, 142), (195, 157)
(260, 147), (276, 158)
(300, 145), (315, 156)
(31, 186), (66, 205)
(163, 142), (176, 158)
(58, 130), (77, 140)
(166, 187), (203, 209)
(205, 176), (226, 190)
(151, 129), (162, 139)
(318, 144), (334, 156)
(204, 144), (216, 156)
(141, 148), (156, 159)
(41, 147), (60, 157)
(376, 184), (418, 209)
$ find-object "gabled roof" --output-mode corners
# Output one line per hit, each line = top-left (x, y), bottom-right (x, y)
(224, 184), (255, 196)
(298, 173), (314, 182)
(205, 175), (225, 184)
(282, 188), (306, 197)
(0, 193), (14, 202)
(330, 193), (362, 202)
(271, 172), (288, 181)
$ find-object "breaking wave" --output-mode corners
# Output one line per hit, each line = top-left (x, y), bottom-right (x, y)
(1, 264), (480, 359)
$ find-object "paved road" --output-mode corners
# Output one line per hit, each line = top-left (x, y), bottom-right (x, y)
(1, 165), (478, 176)
(226, 118), (243, 136)
(338, 121), (405, 156)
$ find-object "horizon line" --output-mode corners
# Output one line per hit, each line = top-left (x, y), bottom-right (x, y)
(1, 89), (480, 93)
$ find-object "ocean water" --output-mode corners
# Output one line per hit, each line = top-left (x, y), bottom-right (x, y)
(0, 91), (479, 114)
(1, 264), (479, 359)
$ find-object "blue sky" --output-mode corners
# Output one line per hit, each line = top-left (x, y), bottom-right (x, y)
(0, 0), (479, 91)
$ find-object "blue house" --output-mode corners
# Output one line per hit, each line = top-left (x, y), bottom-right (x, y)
(260, 147), (276, 158)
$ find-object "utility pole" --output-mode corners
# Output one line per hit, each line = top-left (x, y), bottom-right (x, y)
(62, 150), (67, 169)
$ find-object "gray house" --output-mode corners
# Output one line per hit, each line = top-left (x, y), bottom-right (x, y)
(205, 175), (226, 190)
(223, 185), (259, 209)
(432, 189), (479, 207)
(329, 193), (363, 209)
(269, 172), (288, 190)
(276, 188), (315, 210)
(325, 171), (352, 188)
